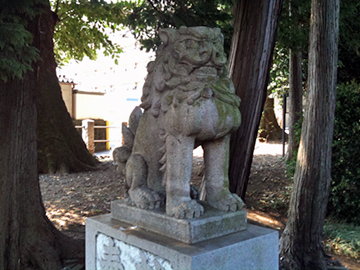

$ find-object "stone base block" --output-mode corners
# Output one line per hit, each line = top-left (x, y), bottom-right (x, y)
(111, 200), (247, 244)
(86, 214), (279, 270)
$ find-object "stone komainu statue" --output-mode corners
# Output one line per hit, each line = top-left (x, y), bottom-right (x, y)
(113, 26), (244, 219)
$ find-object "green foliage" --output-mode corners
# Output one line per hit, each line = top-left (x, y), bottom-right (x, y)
(269, 0), (311, 96)
(52, 0), (130, 64)
(274, 0), (360, 85)
(123, 0), (233, 54)
(338, 0), (360, 83)
(276, 0), (310, 53)
(0, 1), (45, 81)
(339, 0), (360, 56)
(329, 82), (360, 224)
(268, 0), (310, 98)
(324, 219), (360, 259)
(268, 45), (290, 96)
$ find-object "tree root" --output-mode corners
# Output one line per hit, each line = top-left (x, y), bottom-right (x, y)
(22, 219), (85, 269)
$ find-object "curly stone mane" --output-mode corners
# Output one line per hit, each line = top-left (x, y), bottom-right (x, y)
(140, 26), (240, 118)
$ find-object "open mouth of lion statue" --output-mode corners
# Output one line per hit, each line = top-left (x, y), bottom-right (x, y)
(113, 26), (244, 219)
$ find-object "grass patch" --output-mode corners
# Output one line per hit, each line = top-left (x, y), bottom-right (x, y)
(323, 219), (360, 260)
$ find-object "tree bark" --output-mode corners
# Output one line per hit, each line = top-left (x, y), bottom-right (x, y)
(0, 4), (84, 269)
(228, 0), (284, 199)
(259, 96), (284, 142)
(37, 5), (97, 174)
(285, 49), (303, 160)
(279, 0), (339, 269)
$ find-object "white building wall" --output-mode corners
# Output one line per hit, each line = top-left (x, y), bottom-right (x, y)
(60, 82), (74, 118)
(73, 91), (105, 120)
(57, 31), (155, 148)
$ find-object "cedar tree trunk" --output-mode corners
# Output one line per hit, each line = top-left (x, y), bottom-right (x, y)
(259, 96), (283, 142)
(37, 5), (97, 174)
(285, 49), (303, 160)
(279, 0), (339, 269)
(228, 0), (284, 199)
(0, 4), (84, 269)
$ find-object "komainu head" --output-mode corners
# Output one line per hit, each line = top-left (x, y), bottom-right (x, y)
(140, 26), (240, 117)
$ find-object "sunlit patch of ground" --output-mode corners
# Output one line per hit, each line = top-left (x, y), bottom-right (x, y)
(247, 210), (286, 231)
(254, 141), (287, 156)
(45, 205), (88, 229)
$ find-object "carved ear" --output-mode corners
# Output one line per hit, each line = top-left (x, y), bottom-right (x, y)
(159, 29), (170, 46)
(213, 27), (221, 37)
(178, 26), (188, 35)
(159, 29), (178, 46)
(128, 106), (143, 135)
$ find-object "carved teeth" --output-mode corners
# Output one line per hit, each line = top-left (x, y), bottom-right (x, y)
(159, 163), (166, 172)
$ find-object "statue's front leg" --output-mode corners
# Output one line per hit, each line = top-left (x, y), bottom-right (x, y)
(125, 154), (162, 209)
(202, 135), (245, 211)
(165, 134), (204, 219)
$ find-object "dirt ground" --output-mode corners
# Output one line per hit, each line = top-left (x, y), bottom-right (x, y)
(40, 142), (359, 270)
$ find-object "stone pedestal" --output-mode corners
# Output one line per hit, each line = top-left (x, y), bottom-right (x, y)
(111, 200), (247, 244)
(86, 213), (279, 270)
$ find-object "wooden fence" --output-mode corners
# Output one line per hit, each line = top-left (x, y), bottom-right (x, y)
(75, 119), (120, 155)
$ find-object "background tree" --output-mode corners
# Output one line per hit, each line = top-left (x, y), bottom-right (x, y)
(277, 0), (359, 161)
(279, 0), (340, 268)
(258, 96), (284, 142)
(280, 0), (360, 223)
(263, 47), (290, 144)
(274, 0), (310, 160)
(38, 2), (96, 173)
(259, 0), (309, 146)
(227, 0), (284, 199)
(285, 47), (303, 160)
(37, 0), (129, 173)
(0, 1), (84, 268)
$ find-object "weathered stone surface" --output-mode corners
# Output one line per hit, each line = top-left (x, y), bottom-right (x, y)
(86, 214), (279, 270)
(121, 122), (134, 149)
(96, 233), (172, 270)
(111, 200), (247, 244)
(112, 146), (131, 176)
(113, 26), (244, 219)
(128, 106), (142, 135)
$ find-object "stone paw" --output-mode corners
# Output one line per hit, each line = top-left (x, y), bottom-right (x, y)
(128, 187), (162, 210)
(207, 189), (245, 212)
(167, 200), (204, 219)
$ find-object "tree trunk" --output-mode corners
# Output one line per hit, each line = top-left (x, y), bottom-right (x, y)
(279, 0), (339, 269)
(37, 5), (97, 174)
(259, 96), (284, 142)
(228, 0), (284, 199)
(285, 49), (303, 160)
(0, 4), (84, 269)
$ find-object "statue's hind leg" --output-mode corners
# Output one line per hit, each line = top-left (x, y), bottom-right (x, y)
(125, 154), (161, 209)
(202, 135), (245, 211)
(165, 134), (204, 219)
